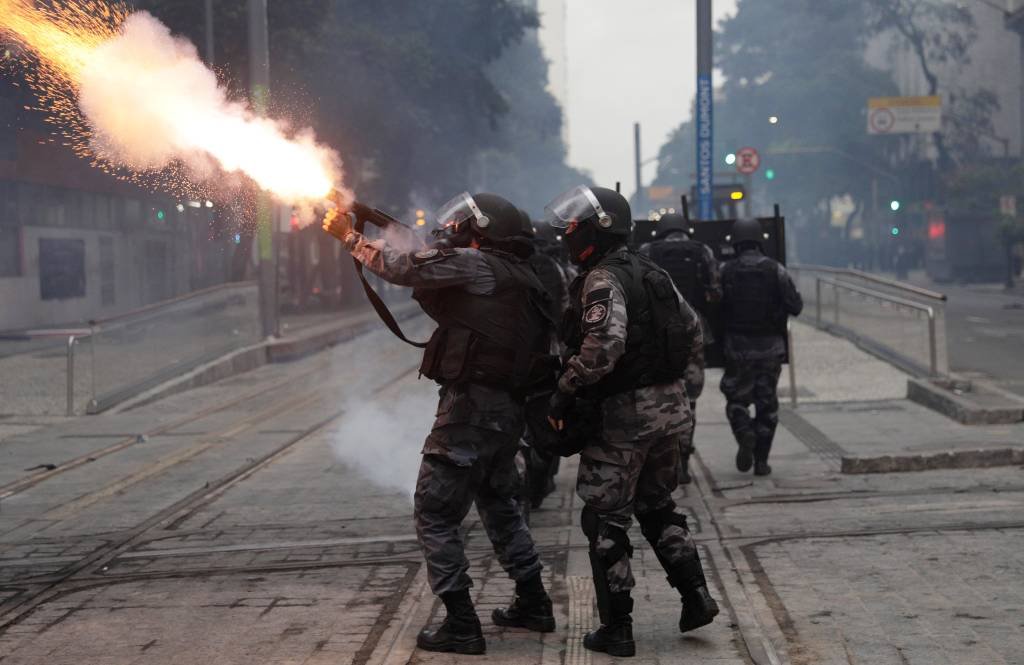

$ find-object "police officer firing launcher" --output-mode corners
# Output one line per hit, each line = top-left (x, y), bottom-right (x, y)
(544, 185), (719, 658)
(640, 212), (722, 485)
(719, 217), (804, 477)
(323, 192), (556, 656)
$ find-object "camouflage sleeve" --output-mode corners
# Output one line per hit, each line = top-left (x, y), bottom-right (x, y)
(778, 264), (804, 317)
(704, 245), (723, 302)
(557, 268), (627, 394)
(341, 232), (497, 293)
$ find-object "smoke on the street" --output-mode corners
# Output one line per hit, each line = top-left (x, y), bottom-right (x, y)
(328, 389), (436, 500)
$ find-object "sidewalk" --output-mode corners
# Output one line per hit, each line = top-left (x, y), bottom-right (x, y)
(0, 317), (1022, 664)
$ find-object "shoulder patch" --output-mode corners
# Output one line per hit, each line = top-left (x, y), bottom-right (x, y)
(585, 287), (613, 305)
(411, 247), (456, 266)
(581, 296), (612, 332)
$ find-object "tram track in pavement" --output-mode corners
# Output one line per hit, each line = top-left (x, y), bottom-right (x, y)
(0, 363), (421, 630)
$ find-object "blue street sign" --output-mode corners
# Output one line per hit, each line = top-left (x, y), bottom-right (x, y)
(696, 73), (714, 220)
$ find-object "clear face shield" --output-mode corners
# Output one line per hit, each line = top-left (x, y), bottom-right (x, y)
(543, 185), (607, 233)
(431, 191), (487, 240)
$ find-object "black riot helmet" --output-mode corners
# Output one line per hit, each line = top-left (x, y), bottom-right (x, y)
(728, 217), (765, 250)
(655, 212), (692, 240)
(545, 185), (632, 265)
(431, 192), (522, 247)
(518, 208), (537, 238)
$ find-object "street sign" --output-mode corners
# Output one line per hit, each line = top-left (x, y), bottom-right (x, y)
(736, 147), (760, 174)
(868, 96), (941, 134)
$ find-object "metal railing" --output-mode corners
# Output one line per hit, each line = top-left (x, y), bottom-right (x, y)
(792, 265), (948, 377)
(0, 282), (261, 417)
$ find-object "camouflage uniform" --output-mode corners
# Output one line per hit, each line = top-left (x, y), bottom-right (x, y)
(342, 230), (543, 595)
(558, 248), (706, 595)
(719, 248), (803, 461)
(640, 235), (722, 471)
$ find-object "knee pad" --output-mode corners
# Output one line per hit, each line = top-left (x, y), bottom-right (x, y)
(638, 505), (688, 546)
(581, 506), (633, 565)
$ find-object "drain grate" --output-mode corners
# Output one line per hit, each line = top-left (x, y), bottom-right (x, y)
(779, 408), (848, 468)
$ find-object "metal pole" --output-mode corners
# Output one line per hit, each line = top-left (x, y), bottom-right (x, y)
(787, 321), (798, 408)
(927, 308), (938, 376)
(204, 0), (215, 66)
(633, 122), (644, 216)
(696, 0), (714, 221)
(66, 336), (76, 417)
(834, 286), (840, 326)
(815, 277), (822, 326)
(248, 0), (278, 337)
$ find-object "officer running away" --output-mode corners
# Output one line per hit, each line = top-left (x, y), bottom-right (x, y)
(543, 185), (719, 658)
(323, 192), (557, 655)
(640, 212), (722, 485)
(719, 217), (804, 477)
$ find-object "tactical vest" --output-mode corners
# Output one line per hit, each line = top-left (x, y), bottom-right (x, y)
(646, 238), (709, 311)
(528, 252), (567, 322)
(721, 255), (782, 336)
(414, 250), (555, 392)
(564, 251), (691, 399)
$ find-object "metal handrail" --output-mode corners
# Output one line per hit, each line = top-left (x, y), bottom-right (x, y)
(88, 280), (258, 331)
(816, 276), (938, 376)
(793, 264), (947, 302)
(2, 328), (93, 416)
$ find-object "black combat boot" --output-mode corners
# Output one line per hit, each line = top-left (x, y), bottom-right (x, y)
(417, 589), (486, 655)
(583, 591), (635, 657)
(492, 573), (556, 632)
(754, 435), (772, 476)
(735, 431), (755, 472)
(669, 559), (720, 633)
(679, 584), (720, 633)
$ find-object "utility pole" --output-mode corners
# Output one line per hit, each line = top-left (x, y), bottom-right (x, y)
(248, 0), (277, 337)
(633, 122), (644, 217)
(696, 0), (714, 221)
(204, 0), (214, 66)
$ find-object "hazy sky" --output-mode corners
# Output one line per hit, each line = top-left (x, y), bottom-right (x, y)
(538, 0), (737, 201)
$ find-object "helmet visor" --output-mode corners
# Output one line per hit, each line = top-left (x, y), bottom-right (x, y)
(432, 192), (484, 236)
(543, 186), (605, 229)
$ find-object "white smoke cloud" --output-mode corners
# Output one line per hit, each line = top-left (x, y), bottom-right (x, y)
(329, 389), (437, 500)
(76, 12), (347, 204)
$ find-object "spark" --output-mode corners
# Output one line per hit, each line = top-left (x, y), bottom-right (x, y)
(0, 0), (348, 208)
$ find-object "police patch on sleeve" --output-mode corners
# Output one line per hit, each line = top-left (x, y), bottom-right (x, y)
(582, 299), (611, 331)
(411, 248), (452, 266)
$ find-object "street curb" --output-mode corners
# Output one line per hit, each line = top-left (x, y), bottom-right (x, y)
(907, 377), (1024, 426)
(841, 447), (1024, 474)
(112, 303), (422, 414)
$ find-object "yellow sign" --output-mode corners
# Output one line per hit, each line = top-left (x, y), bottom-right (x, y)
(868, 96), (942, 134)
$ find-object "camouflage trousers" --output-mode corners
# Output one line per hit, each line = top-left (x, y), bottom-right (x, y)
(720, 359), (783, 445)
(576, 435), (698, 593)
(414, 423), (543, 595)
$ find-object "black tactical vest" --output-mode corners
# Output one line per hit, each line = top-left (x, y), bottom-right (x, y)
(564, 250), (691, 399)
(528, 252), (567, 322)
(414, 250), (554, 392)
(721, 254), (782, 336)
(646, 238), (709, 311)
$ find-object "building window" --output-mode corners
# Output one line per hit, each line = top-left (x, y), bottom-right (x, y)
(99, 235), (115, 305)
(0, 227), (20, 277)
(38, 237), (85, 300)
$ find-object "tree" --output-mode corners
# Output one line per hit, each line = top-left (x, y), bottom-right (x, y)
(863, 0), (1000, 168)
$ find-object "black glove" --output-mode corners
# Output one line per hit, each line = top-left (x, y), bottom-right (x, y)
(548, 390), (574, 429)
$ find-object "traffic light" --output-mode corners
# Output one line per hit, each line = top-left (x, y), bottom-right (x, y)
(765, 168), (776, 181)
(890, 226), (900, 237)
(155, 209), (165, 221)
(890, 200), (901, 212)
(725, 153), (737, 166)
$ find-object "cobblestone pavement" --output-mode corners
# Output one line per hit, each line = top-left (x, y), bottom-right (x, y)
(0, 318), (1022, 664)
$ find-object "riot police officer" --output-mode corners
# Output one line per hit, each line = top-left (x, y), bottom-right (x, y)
(719, 217), (803, 476)
(544, 185), (719, 657)
(640, 213), (722, 484)
(323, 192), (556, 655)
